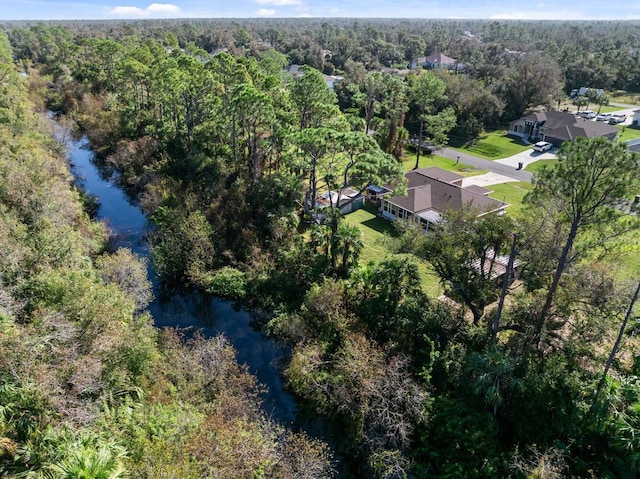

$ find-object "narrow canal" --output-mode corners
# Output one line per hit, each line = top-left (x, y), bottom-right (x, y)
(65, 132), (298, 426)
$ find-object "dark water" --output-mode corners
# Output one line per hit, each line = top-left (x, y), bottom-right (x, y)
(66, 134), (297, 426)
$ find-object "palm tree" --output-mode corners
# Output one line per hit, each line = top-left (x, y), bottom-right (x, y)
(573, 95), (588, 113)
(468, 348), (523, 417)
(595, 93), (610, 114)
(335, 223), (364, 276)
(49, 436), (127, 479)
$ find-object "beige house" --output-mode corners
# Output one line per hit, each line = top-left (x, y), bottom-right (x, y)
(379, 167), (508, 231)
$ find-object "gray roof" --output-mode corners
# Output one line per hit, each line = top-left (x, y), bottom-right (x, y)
(390, 184), (433, 213)
(544, 118), (618, 141)
(518, 111), (576, 129)
(425, 53), (458, 65)
(286, 64), (302, 77)
(386, 167), (507, 217)
(464, 184), (492, 196)
(511, 110), (619, 141)
(406, 167), (464, 188)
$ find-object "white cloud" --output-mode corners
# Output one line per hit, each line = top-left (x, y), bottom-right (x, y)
(107, 6), (145, 16)
(147, 3), (181, 13)
(256, 8), (276, 16)
(106, 3), (181, 17)
(255, 0), (301, 5)
(297, 12), (312, 17)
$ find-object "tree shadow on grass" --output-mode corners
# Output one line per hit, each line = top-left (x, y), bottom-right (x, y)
(360, 216), (400, 237)
(449, 133), (529, 158)
(349, 202), (400, 237)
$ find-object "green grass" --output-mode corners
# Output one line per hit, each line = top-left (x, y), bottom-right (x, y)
(525, 159), (558, 174)
(610, 90), (640, 106)
(448, 130), (531, 160)
(402, 153), (487, 176)
(344, 202), (443, 297)
(558, 100), (626, 114)
(607, 229), (640, 280)
(594, 105), (626, 114)
(617, 125), (640, 142)
(345, 204), (399, 264)
(487, 181), (534, 217)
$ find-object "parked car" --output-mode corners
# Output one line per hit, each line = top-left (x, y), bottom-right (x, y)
(408, 137), (436, 154)
(533, 141), (553, 152)
(609, 113), (627, 124)
(596, 113), (611, 121)
(581, 110), (596, 119)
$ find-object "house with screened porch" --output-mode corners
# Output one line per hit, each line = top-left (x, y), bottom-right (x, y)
(378, 167), (508, 231)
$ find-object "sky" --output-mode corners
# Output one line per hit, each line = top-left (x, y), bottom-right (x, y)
(1, 0), (640, 21)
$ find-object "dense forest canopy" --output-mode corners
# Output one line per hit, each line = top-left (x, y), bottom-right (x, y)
(4, 17), (640, 94)
(1, 18), (640, 479)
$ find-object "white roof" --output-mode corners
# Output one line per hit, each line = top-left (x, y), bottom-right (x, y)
(416, 210), (441, 223)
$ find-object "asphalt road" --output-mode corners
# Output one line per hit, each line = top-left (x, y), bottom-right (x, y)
(439, 148), (534, 183)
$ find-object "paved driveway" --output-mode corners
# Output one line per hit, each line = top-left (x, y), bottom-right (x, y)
(439, 148), (533, 183)
(494, 148), (557, 169)
(441, 106), (638, 184)
(460, 172), (518, 188)
(494, 106), (638, 170)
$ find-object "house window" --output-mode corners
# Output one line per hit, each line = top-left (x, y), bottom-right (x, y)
(383, 201), (397, 216)
(398, 208), (408, 219)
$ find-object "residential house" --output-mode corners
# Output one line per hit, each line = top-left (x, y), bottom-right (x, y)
(409, 53), (465, 71)
(285, 64), (303, 78)
(322, 73), (343, 90)
(569, 86), (605, 98)
(366, 184), (393, 201)
(284, 64), (342, 89)
(498, 48), (527, 58)
(316, 188), (364, 215)
(470, 248), (522, 283)
(379, 167), (508, 231)
(423, 52), (465, 70)
(632, 109), (640, 126)
(508, 111), (618, 147)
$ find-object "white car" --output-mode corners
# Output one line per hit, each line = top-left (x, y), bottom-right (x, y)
(533, 141), (552, 152)
(581, 110), (596, 119)
(596, 113), (611, 121)
(609, 113), (627, 124)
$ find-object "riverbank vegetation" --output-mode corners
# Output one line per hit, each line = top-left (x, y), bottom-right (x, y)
(0, 30), (332, 478)
(2, 19), (640, 478)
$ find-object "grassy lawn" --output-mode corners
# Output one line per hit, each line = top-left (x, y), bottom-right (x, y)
(617, 125), (640, 142)
(610, 90), (640, 106)
(448, 130), (531, 160)
(594, 105), (627, 114)
(345, 203), (399, 264)
(487, 181), (534, 217)
(525, 159), (558, 174)
(344, 202), (443, 297)
(402, 153), (487, 176)
(557, 100), (626, 114)
(606, 229), (640, 281)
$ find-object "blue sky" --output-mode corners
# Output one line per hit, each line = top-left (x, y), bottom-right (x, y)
(1, 0), (639, 20)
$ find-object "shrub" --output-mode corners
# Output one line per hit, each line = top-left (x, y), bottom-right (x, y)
(202, 267), (247, 300)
